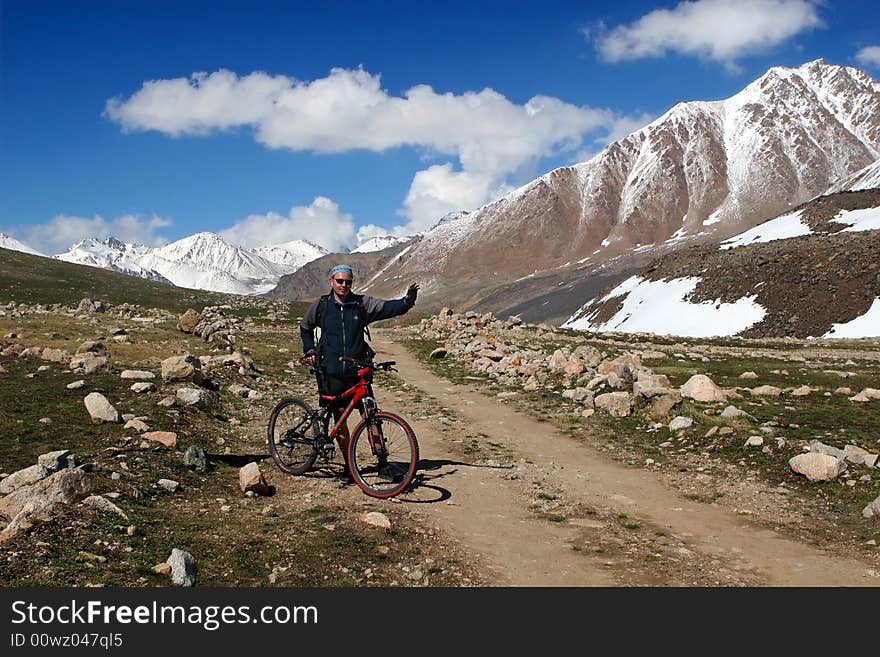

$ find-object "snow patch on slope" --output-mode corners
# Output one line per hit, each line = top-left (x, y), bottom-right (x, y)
(562, 275), (766, 337)
(822, 297), (880, 338)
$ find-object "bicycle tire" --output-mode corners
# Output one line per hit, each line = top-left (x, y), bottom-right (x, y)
(348, 411), (419, 498)
(267, 397), (321, 475)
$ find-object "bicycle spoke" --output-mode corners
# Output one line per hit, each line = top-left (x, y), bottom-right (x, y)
(349, 412), (419, 498)
(268, 398), (321, 475)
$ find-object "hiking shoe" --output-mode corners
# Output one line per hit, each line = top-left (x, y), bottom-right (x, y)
(377, 464), (404, 483)
(338, 465), (354, 484)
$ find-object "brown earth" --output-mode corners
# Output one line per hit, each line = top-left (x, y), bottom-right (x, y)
(2, 310), (879, 588)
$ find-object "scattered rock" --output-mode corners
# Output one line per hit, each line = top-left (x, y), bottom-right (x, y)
(166, 548), (196, 586)
(120, 370), (155, 380)
(142, 431), (178, 448)
(177, 308), (201, 333)
(680, 374), (726, 402)
(124, 418), (150, 433)
(789, 453), (847, 482)
(720, 405), (754, 419)
(843, 445), (879, 468)
(594, 392), (632, 417)
(83, 392), (121, 423)
(0, 464), (49, 494)
(239, 462), (272, 495)
(130, 382), (156, 394)
(668, 416), (693, 431)
(161, 353), (204, 384)
(750, 385), (782, 397)
(0, 468), (93, 541)
(361, 511), (391, 529)
(38, 450), (72, 472)
(82, 495), (129, 520)
(157, 479), (180, 492)
(183, 445), (208, 474)
(176, 387), (214, 408)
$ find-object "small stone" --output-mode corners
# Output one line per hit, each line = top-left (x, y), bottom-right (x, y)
(668, 416), (693, 431)
(142, 431), (178, 448)
(239, 462), (271, 495)
(157, 479), (180, 492)
(362, 512), (391, 529)
(167, 548), (197, 586)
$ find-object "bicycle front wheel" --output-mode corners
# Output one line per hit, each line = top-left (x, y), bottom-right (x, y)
(348, 411), (419, 498)
(267, 397), (321, 475)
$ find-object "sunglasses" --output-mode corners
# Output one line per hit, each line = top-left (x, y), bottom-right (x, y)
(333, 278), (352, 285)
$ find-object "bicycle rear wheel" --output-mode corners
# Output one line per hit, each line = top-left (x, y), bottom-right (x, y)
(348, 411), (419, 498)
(267, 397), (321, 475)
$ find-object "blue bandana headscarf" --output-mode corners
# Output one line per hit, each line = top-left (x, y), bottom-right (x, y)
(329, 264), (353, 278)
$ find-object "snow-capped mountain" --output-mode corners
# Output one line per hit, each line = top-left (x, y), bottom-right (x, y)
(0, 233), (45, 256)
(350, 235), (411, 253)
(249, 239), (328, 268)
(356, 59), (880, 310)
(52, 232), (326, 295)
(56, 237), (171, 283)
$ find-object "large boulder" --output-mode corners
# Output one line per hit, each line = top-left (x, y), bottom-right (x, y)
(69, 353), (110, 374)
(597, 353), (641, 383)
(0, 464), (49, 495)
(177, 308), (201, 333)
(594, 392), (633, 417)
(633, 372), (673, 398)
(0, 468), (93, 541)
(788, 453), (847, 482)
(161, 353), (204, 384)
(647, 392), (682, 419)
(680, 374), (727, 402)
(84, 392), (121, 423)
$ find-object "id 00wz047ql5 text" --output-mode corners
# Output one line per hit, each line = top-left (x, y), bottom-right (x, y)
(10, 632), (123, 649)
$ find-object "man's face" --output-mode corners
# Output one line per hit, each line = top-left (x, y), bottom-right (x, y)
(330, 273), (353, 297)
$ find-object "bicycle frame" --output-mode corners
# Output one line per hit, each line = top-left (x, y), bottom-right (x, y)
(317, 364), (385, 453)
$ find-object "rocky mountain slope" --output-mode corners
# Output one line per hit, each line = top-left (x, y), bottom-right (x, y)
(564, 188), (880, 339)
(325, 59), (880, 318)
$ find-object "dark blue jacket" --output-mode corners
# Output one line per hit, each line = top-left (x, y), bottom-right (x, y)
(300, 291), (412, 377)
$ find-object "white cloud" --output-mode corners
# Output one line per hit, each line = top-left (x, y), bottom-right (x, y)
(20, 213), (171, 255)
(595, 0), (823, 70)
(106, 67), (638, 226)
(855, 45), (880, 69)
(397, 164), (496, 234)
(219, 196), (356, 252)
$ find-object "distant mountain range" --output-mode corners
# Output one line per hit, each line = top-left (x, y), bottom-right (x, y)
(0, 229), (414, 296)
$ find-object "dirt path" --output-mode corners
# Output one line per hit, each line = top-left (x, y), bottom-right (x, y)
(369, 332), (880, 587)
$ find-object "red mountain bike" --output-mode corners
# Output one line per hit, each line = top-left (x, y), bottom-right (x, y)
(267, 358), (419, 498)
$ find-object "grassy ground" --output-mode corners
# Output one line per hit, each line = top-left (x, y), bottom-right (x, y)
(0, 276), (478, 587)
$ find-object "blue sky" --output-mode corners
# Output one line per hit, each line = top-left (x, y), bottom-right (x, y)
(2, 0), (879, 254)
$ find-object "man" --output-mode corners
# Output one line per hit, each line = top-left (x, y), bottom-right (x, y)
(300, 263), (419, 477)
